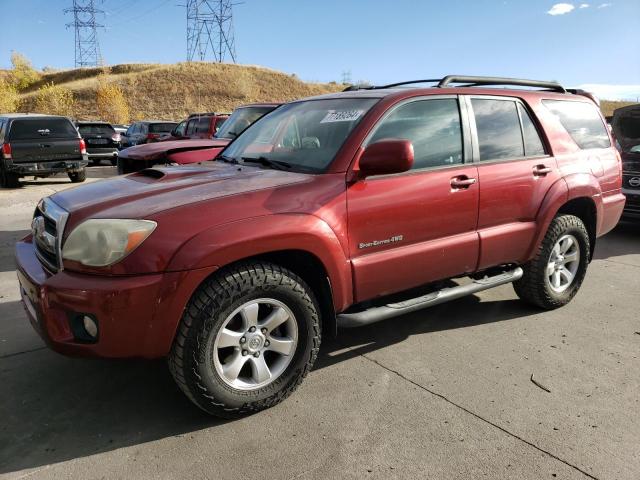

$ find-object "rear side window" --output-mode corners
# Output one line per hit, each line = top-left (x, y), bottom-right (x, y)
(471, 99), (524, 161)
(149, 123), (176, 133)
(368, 98), (463, 170)
(195, 117), (210, 134)
(518, 104), (546, 156)
(9, 118), (78, 140)
(543, 100), (610, 149)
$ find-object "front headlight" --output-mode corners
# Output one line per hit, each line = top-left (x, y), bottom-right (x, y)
(62, 219), (157, 267)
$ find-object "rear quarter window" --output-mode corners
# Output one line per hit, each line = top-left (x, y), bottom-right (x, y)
(543, 100), (610, 149)
(9, 118), (78, 140)
(149, 123), (177, 133)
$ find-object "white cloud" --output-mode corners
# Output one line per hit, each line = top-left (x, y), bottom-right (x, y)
(597, 3), (612, 8)
(547, 3), (576, 15)
(577, 84), (640, 101)
(579, 3), (590, 8)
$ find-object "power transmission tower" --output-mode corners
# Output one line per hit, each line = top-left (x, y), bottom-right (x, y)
(186, 0), (238, 63)
(65, 0), (104, 68)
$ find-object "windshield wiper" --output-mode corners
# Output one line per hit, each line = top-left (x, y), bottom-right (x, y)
(241, 156), (292, 170)
(217, 154), (239, 164)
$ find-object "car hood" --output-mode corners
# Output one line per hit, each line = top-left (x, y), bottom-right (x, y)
(51, 162), (311, 224)
(119, 138), (230, 161)
(612, 104), (640, 153)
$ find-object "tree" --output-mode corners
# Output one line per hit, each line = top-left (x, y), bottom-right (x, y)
(0, 80), (20, 113)
(35, 82), (74, 117)
(96, 71), (130, 124)
(10, 52), (40, 90)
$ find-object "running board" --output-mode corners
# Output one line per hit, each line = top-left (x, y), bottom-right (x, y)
(337, 267), (523, 328)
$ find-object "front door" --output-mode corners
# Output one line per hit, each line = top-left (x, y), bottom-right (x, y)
(347, 96), (480, 302)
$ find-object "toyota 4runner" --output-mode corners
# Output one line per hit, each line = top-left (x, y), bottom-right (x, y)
(15, 76), (625, 417)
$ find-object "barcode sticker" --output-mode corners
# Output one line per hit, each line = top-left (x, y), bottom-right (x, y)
(320, 110), (364, 123)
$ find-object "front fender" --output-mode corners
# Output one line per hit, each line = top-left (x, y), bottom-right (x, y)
(166, 214), (353, 310)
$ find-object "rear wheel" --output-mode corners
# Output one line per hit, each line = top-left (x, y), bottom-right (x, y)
(168, 262), (321, 418)
(68, 169), (86, 183)
(110, 157), (117, 166)
(116, 157), (132, 175)
(514, 214), (589, 309)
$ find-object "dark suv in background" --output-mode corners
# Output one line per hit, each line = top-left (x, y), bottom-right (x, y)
(611, 104), (640, 219)
(121, 120), (178, 148)
(76, 121), (121, 166)
(0, 113), (88, 188)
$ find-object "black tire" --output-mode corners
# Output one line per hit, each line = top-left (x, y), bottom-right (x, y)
(0, 165), (21, 188)
(514, 214), (590, 309)
(116, 156), (131, 175)
(168, 262), (321, 418)
(68, 169), (86, 183)
(91, 159), (100, 166)
(110, 157), (117, 166)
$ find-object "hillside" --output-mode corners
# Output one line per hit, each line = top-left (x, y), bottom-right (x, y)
(15, 62), (344, 121)
(8, 63), (636, 120)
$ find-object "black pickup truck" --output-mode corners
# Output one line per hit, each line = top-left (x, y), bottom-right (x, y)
(0, 114), (88, 188)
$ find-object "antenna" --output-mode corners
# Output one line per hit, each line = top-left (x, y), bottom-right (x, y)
(65, 0), (104, 67)
(186, 0), (238, 63)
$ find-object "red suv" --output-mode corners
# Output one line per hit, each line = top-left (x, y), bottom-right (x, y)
(161, 113), (230, 141)
(16, 76), (625, 418)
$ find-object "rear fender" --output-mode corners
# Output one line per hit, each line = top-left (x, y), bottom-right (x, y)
(166, 214), (353, 311)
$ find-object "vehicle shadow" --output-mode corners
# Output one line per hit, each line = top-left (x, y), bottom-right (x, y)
(0, 230), (29, 273)
(0, 293), (537, 475)
(594, 220), (640, 261)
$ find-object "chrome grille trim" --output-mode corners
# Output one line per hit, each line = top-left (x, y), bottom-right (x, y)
(33, 197), (69, 272)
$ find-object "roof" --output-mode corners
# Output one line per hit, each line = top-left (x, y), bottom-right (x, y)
(76, 120), (112, 125)
(0, 113), (67, 119)
(134, 120), (179, 124)
(237, 103), (282, 108)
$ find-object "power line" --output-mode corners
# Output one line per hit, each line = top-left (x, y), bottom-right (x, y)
(65, 0), (105, 67)
(186, 0), (238, 63)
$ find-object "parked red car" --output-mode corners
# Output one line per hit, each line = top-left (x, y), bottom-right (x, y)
(159, 112), (230, 142)
(116, 103), (279, 173)
(16, 76), (624, 418)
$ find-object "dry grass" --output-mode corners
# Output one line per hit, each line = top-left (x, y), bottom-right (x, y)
(16, 62), (343, 120)
(600, 100), (637, 117)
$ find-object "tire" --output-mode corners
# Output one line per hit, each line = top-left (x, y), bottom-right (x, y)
(91, 159), (100, 166)
(513, 214), (590, 309)
(110, 157), (117, 166)
(68, 169), (86, 183)
(116, 156), (131, 175)
(0, 165), (21, 188)
(168, 262), (321, 418)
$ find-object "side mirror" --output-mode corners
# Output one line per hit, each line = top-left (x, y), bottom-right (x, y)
(358, 139), (414, 177)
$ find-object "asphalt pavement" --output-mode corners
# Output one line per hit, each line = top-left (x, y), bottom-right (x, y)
(0, 168), (638, 479)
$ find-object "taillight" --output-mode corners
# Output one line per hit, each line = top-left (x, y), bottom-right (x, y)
(112, 133), (121, 142)
(146, 133), (158, 141)
(1, 143), (11, 159)
(79, 139), (87, 154)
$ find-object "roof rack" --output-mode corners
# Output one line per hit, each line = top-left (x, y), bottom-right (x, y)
(343, 75), (566, 93)
(187, 112), (231, 118)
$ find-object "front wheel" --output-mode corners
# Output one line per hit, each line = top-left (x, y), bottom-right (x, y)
(68, 169), (86, 183)
(168, 262), (321, 418)
(514, 214), (590, 309)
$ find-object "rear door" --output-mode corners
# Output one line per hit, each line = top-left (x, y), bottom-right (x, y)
(466, 96), (560, 269)
(347, 96), (479, 302)
(8, 117), (82, 163)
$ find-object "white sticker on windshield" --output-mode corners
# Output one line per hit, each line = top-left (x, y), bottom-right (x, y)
(320, 110), (364, 123)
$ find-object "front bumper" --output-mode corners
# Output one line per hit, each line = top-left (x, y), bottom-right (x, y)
(622, 190), (640, 219)
(15, 237), (217, 358)
(8, 159), (88, 175)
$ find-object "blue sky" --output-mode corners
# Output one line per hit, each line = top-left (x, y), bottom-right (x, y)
(1, 0), (639, 99)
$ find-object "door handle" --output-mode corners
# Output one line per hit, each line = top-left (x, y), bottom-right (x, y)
(533, 164), (552, 176)
(450, 176), (477, 189)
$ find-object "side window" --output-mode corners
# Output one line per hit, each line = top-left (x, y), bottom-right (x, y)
(0, 120), (5, 141)
(471, 98), (524, 161)
(186, 119), (198, 135)
(518, 104), (546, 156)
(140, 124), (148, 134)
(175, 120), (187, 136)
(368, 98), (463, 170)
(196, 117), (210, 133)
(543, 100), (610, 149)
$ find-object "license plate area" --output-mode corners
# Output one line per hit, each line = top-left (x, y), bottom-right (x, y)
(88, 139), (109, 144)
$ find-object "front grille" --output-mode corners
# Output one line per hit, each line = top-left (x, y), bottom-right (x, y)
(622, 172), (640, 191)
(624, 193), (640, 217)
(32, 198), (68, 273)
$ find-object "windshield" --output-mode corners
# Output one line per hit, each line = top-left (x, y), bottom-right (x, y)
(215, 106), (275, 139)
(220, 98), (378, 172)
(78, 124), (115, 136)
(9, 118), (78, 140)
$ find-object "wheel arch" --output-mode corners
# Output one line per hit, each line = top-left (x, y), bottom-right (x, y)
(556, 197), (598, 261)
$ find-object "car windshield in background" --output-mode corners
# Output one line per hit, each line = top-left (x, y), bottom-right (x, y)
(215, 106), (274, 139)
(220, 99), (378, 172)
(9, 118), (78, 140)
(78, 124), (115, 136)
(149, 123), (177, 133)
